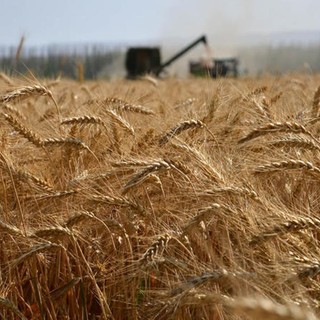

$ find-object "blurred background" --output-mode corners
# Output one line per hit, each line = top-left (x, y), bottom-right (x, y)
(1, 0), (320, 79)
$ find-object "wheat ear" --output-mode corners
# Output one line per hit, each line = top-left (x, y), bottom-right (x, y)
(104, 98), (155, 115)
(42, 137), (90, 151)
(229, 297), (317, 320)
(140, 234), (172, 263)
(182, 203), (232, 235)
(170, 269), (253, 297)
(239, 122), (319, 144)
(1, 84), (52, 104)
(250, 216), (320, 245)
(60, 115), (108, 129)
(105, 109), (134, 135)
(159, 119), (205, 146)
(12, 242), (62, 267)
(269, 135), (320, 152)
(122, 159), (172, 193)
(4, 113), (43, 147)
(0, 296), (28, 320)
(0, 219), (25, 237)
(254, 159), (320, 176)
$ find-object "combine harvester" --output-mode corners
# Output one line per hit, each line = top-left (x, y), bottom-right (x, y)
(125, 35), (238, 78)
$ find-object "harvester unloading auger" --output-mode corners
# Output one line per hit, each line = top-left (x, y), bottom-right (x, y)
(125, 34), (238, 78)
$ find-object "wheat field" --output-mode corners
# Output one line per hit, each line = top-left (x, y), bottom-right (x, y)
(0, 73), (320, 319)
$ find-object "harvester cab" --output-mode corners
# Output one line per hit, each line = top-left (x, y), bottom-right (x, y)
(125, 35), (238, 78)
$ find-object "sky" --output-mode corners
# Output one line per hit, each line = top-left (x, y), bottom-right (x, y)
(1, 0), (320, 47)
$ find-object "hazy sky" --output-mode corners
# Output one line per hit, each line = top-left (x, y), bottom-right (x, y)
(1, 0), (320, 46)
